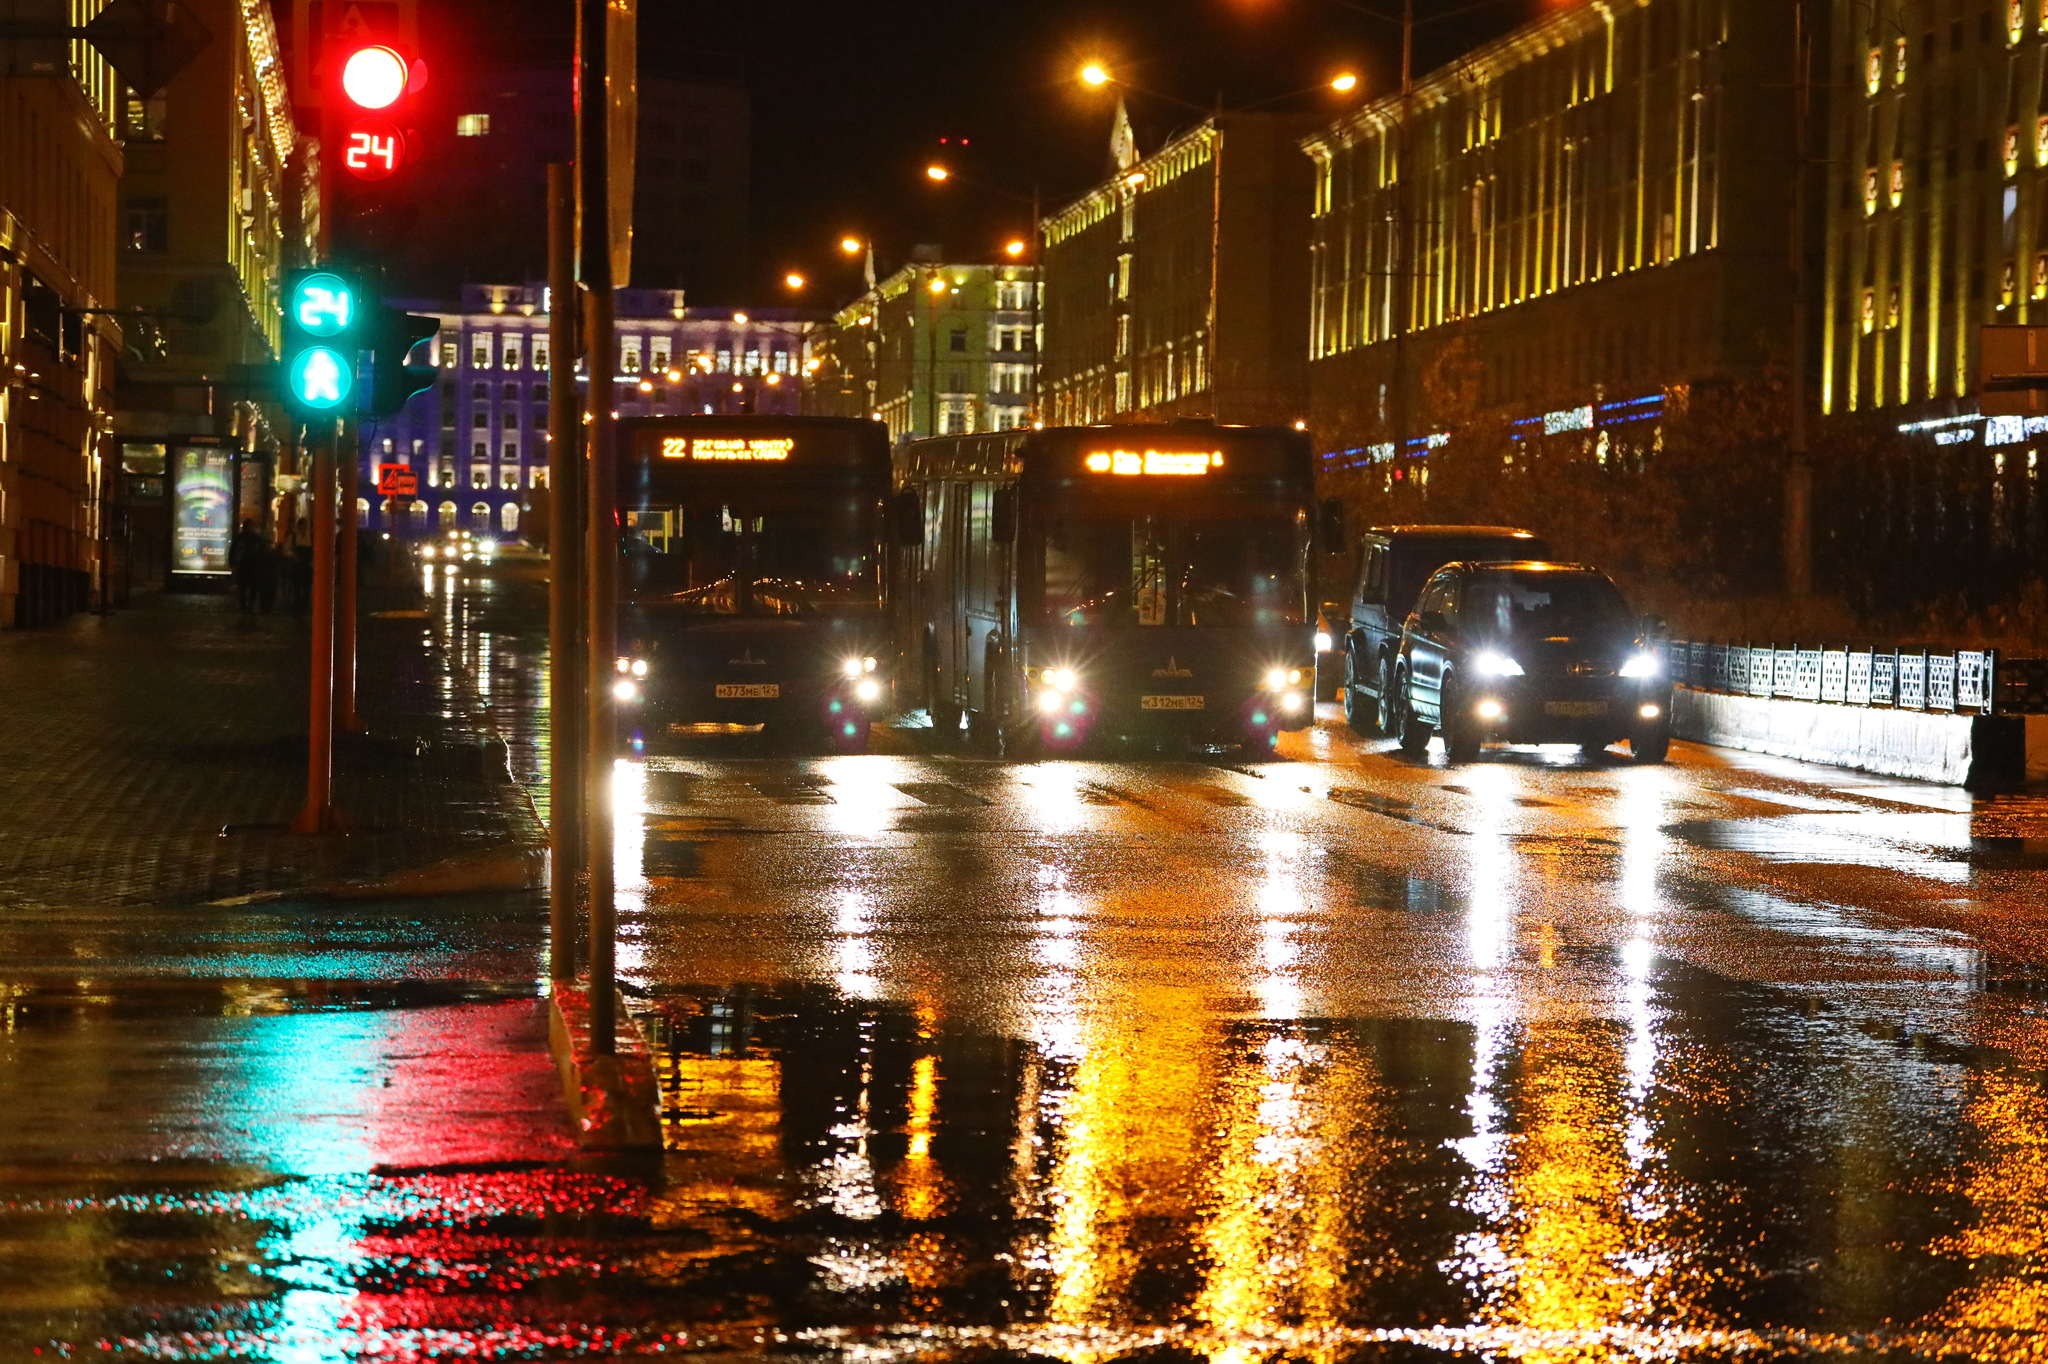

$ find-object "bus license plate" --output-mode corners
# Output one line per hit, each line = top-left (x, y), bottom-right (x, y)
(715, 683), (780, 699)
(1141, 694), (1205, 710)
(1545, 700), (1607, 717)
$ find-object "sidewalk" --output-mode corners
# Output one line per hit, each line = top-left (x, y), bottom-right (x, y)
(0, 586), (542, 909)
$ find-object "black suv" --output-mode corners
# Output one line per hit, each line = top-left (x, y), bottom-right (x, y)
(1387, 561), (1671, 764)
(1340, 525), (1549, 735)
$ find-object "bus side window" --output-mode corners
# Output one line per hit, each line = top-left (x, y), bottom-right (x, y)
(966, 483), (994, 610)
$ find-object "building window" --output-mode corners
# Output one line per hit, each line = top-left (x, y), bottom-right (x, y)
(716, 349), (732, 372)
(439, 501), (458, 529)
(502, 441), (519, 461)
(472, 502), (493, 531)
(651, 338), (671, 371)
(124, 198), (167, 252)
(438, 459), (455, 486)
(356, 497), (371, 527)
(471, 465), (491, 489)
(948, 328), (968, 353)
(500, 465), (520, 490)
(744, 349), (762, 374)
(533, 340), (549, 370)
(440, 342), (458, 368)
(501, 503), (520, 534)
(531, 465), (549, 488)
(473, 412), (488, 429)
(121, 90), (166, 141)
(622, 337), (642, 373)
(410, 501), (429, 531)
(456, 113), (490, 136)
(502, 337), (522, 370)
(472, 338), (492, 368)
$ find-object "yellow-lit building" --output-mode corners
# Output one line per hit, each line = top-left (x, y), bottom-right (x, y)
(808, 253), (1040, 445)
(111, 0), (310, 593)
(0, 8), (124, 626)
(1040, 104), (1314, 429)
(1302, 0), (1805, 472)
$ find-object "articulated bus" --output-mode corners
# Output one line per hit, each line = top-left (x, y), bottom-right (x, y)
(614, 416), (897, 751)
(896, 423), (1324, 754)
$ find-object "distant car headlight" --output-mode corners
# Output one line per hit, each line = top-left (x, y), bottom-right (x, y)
(1620, 652), (1662, 679)
(616, 656), (633, 674)
(630, 658), (648, 678)
(1474, 652), (1525, 677)
(1314, 631), (1333, 653)
(863, 656), (878, 673)
(420, 545), (437, 559)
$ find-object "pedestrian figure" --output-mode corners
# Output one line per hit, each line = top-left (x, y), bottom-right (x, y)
(228, 520), (265, 617)
(254, 536), (279, 614)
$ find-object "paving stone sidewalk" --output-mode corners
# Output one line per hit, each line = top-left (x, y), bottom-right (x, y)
(0, 588), (543, 909)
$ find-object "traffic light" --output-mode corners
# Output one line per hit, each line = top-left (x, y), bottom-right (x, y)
(363, 306), (440, 416)
(329, 36), (426, 256)
(282, 269), (360, 415)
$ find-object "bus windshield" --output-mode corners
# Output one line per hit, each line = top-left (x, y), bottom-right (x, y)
(623, 498), (883, 616)
(1036, 508), (1309, 627)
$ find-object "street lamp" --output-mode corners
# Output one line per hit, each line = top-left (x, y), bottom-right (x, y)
(1005, 240), (1027, 258)
(1080, 61), (1111, 87)
(840, 237), (863, 255)
(1331, 72), (1359, 92)
(785, 272), (806, 291)
(925, 164), (951, 182)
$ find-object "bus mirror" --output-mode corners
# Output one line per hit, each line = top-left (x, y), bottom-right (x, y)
(1319, 497), (1346, 548)
(891, 490), (923, 546)
(992, 487), (1018, 542)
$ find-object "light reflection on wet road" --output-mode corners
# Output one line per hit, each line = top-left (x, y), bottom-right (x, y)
(6, 574), (2048, 1360)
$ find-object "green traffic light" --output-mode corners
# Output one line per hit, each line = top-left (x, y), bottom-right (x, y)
(291, 272), (355, 337)
(289, 346), (353, 409)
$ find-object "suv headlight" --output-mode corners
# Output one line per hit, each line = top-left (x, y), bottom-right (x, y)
(1474, 652), (1525, 677)
(1619, 652), (1661, 679)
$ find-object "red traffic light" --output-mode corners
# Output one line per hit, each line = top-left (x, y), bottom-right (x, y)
(341, 119), (405, 179)
(341, 45), (407, 108)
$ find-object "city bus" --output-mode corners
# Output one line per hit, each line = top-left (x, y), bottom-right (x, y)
(896, 423), (1324, 755)
(614, 416), (898, 751)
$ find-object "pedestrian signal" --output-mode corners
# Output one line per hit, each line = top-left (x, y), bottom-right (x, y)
(282, 269), (360, 415)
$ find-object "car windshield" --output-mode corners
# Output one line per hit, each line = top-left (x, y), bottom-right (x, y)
(1037, 509), (1309, 627)
(622, 497), (883, 616)
(1460, 571), (1633, 639)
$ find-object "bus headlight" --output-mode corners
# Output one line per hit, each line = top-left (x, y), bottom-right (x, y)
(1280, 691), (1304, 713)
(1046, 668), (1077, 692)
(1263, 667), (1305, 690)
(855, 679), (882, 703)
(841, 657), (871, 678)
(630, 658), (649, 678)
(1038, 689), (1065, 713)
(612, 679), (639, 702)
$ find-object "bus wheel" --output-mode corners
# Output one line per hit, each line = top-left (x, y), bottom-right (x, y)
(930, 701), (962, 745)
(1002, 721), (1042, 761)
(966, 708), (1001, 753)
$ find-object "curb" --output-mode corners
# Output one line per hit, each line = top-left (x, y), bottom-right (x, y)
(208, 844), (546, 905)
(548, 983), (663, 1150)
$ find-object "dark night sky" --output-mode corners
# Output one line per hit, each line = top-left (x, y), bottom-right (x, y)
(462, 0), (1548, 306)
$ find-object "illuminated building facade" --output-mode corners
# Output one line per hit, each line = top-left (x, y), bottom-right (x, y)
(1302, 0), (1806, 471)
(807, 254), (1040, 445)
(359, 284), (819, 540)
(1823, 0), (2048, 430)
(112, 0), (310, 595)
(0, 16), (123, 626)
(1040, 106), (1314, 428)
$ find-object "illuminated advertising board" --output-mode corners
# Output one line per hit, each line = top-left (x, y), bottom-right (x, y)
(172, 446), (234, 575)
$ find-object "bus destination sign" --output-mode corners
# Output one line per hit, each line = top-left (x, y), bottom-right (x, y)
(1083, 448), (1223, 477)
(658, 436), (795, 461)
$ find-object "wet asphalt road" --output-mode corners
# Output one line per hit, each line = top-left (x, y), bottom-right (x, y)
(6, 572), (2048, 1361)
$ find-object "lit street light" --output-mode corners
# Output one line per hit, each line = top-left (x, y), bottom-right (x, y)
(785, 272), (806, 291)
(840, 237), (863, 255)
(1331, 72), (1359, 92)
(1004, 240), (1027, 258)
(926, 164), (950, 182)
(1080, 62), (1110, 86)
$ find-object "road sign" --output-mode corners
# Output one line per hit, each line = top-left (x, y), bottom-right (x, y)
(1980, 325), (2048, 416)
(376, 463), (416, 496)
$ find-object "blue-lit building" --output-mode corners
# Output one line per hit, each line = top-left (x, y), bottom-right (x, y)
(358, 284), (821, 541)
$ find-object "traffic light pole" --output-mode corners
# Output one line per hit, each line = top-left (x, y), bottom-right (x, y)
(292, 421), (342, 834)
(337, 421), (364, 731)
(547, 162), (583, 985)
(578, 0), (618, 1057)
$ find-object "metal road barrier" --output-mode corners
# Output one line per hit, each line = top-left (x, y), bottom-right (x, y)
(1657, 640), (2047, 715)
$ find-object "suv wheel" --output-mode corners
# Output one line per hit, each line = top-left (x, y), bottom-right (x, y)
(1394, 668), (1432, 757)
(1377, 654), (1401, 738)
(1631, 728), (1670, 765)
(1440, 676), (1481, 764)
(1341, 651), (1374, 735)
